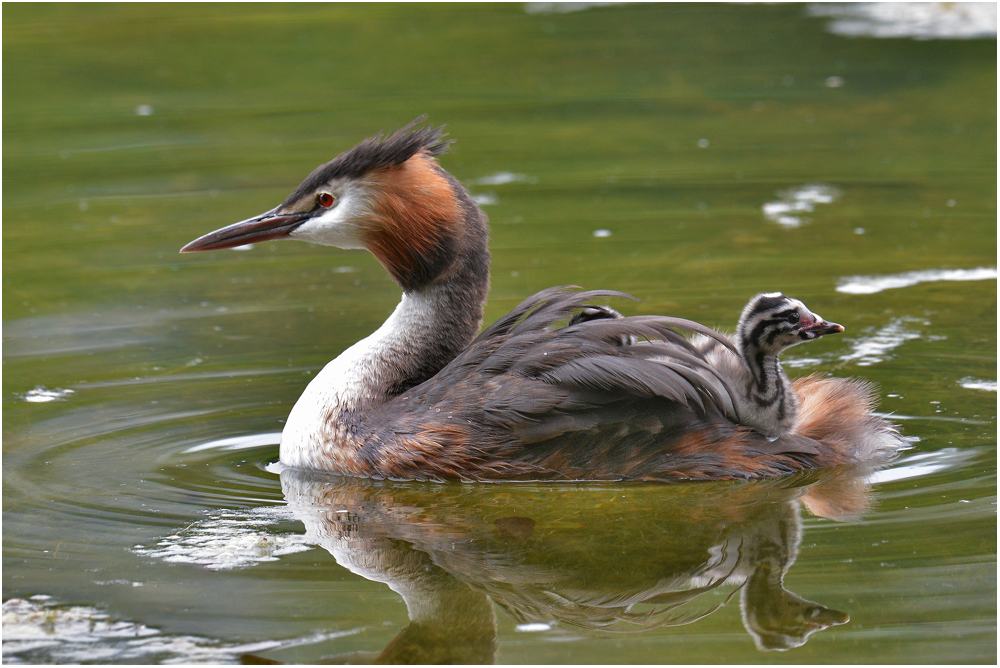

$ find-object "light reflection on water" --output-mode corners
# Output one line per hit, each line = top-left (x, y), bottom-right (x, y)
(2, 595), (361, 665)
(836, 267), (998, 295)
(761, 184), (840, 229)
(807, 2), (997, 40)
(3, 2), (996, 664)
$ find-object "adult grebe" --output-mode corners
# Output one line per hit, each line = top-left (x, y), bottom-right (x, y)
(181, 119), (904, 481)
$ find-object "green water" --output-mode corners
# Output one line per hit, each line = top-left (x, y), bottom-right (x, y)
(3, 3), (996, 664)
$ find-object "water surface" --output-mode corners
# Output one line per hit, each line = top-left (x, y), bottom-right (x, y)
(3, 3), (996, 664)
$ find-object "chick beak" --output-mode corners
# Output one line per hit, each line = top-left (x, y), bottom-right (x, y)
(180, 209), (310, 253)
(802, 318), (845, 337)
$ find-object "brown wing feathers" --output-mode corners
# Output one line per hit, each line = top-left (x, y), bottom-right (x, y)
(360, 288), (887, 481)
(460, 288), (739, 415)
(362, 289), (735, 477)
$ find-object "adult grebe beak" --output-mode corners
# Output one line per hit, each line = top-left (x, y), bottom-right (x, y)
(180, 209), (311, 253)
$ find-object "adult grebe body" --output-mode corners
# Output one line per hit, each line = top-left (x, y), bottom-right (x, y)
(182, 120), (904, 481)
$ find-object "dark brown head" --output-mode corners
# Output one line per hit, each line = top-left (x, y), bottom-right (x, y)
(181, 118), (483, 292)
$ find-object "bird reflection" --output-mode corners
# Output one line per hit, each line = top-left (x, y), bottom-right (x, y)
(275, 464), (880, 663)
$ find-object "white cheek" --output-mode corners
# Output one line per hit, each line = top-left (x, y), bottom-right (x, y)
(290, 195), (367, 249)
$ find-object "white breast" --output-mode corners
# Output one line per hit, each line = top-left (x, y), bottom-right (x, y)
(279, 289), (446, 469)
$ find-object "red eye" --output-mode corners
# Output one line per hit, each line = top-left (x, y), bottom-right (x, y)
(317, 192), (335, 208)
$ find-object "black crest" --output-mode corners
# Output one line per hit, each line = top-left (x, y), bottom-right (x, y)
(282, 116), (452, 206)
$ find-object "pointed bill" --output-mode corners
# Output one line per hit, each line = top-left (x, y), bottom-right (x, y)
(802, 319), (844, 337)
(180, 209), (310, 253)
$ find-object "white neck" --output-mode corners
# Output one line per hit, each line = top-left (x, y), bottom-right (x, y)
(280, 288), (446, 469)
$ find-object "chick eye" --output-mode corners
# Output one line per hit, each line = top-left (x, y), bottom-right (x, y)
(317, 192), (336, 208)
(786, 311), (800, 324)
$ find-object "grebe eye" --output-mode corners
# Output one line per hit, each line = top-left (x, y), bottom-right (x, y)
(317, 192), (336, 208)
(787, 311), (800, 324)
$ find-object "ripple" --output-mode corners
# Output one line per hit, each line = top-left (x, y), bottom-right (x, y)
(836, 267), (997, 295)
(889, 414), (991, 425)
(1, 596), (359, 664)
(958, 377), (997, 392)
(783, 356), (828, 369)
(2, 303), (299, 359)
(838, 317), (926, 366)
(471, 171), (537, 185)
(524, 2), (618, 15)
(470, 192), (498, 206)
(81, 368), (298, 391)
(184, 431), (282, 453)
(762, 184), (839, 228)
(807, 2), (997, 40)
(20, 386), (74, 403)
(868, 447), (980, 484)
(131, 506), (313, 570)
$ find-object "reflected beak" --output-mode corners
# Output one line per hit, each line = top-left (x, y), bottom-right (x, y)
(180, 209), (311, 253)
(802, 319), (845, 337)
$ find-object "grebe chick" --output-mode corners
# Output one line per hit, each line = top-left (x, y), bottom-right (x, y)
(704, 292), (845, 440)
(181, 119), (904, 481)
(577, 293), (847, 440)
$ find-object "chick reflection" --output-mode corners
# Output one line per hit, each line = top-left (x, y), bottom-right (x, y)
(281, 466), (874, 661)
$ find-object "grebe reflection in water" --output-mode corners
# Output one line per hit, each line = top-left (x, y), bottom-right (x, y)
(274, 464), (876, 661)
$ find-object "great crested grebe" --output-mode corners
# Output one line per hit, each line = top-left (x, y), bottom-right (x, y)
(182, 119), (904, 481)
